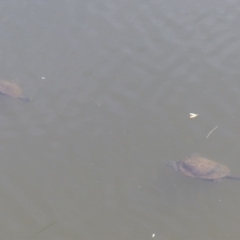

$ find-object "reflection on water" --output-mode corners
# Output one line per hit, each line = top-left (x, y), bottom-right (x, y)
(0, 0), (240, 239)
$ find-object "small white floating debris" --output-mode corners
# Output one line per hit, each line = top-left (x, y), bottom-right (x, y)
(206, 126), (218, 139)
(152, 233), (155, 238)
(189, 113), (198, 118)
(41, 77), (46, 80)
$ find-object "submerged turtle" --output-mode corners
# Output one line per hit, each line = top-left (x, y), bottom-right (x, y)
(168, 155), (240, 181)
(0, 80), (30, 102)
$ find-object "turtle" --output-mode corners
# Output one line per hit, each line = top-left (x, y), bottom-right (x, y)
(167, 155), (240, 181)
(0, 80), (30, 102)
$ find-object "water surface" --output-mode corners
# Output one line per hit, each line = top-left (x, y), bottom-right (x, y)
(0, 0), (240, 239)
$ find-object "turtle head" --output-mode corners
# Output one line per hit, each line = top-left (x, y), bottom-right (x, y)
(19, 96), (31, 102)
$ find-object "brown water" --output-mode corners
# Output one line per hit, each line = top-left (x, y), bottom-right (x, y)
(0, 0), (240, 239)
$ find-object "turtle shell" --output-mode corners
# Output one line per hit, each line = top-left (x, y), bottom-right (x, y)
(0, 80), (29, 101)
(175, 156), (230, 180)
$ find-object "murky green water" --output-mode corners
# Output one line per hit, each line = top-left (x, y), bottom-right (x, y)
(0, 0), (240, 239)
